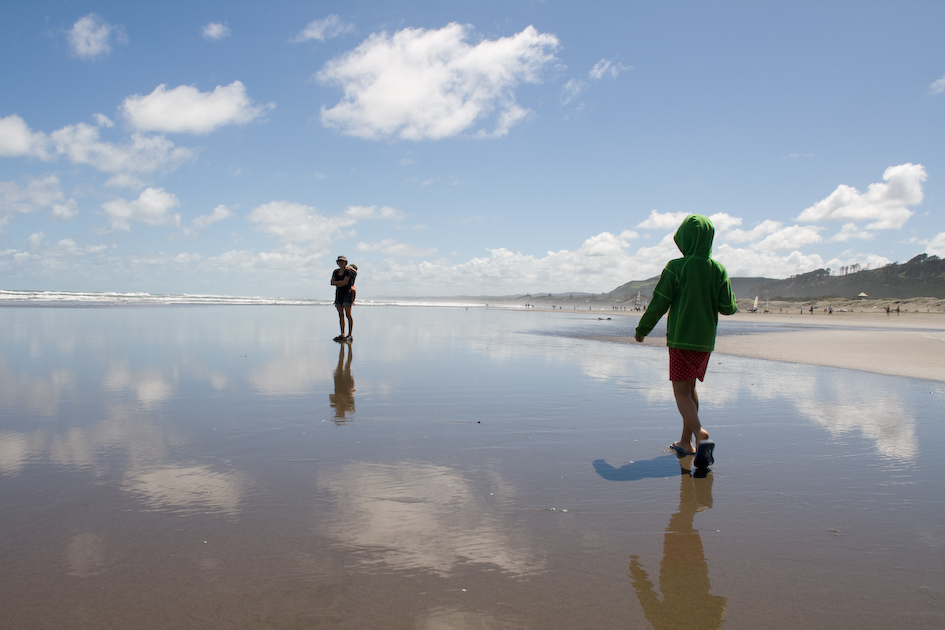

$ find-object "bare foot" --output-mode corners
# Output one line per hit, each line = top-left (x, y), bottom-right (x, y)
(693, 429), (709, 449)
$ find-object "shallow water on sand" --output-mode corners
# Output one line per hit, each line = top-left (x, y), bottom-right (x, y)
(0, 305), (943, 629)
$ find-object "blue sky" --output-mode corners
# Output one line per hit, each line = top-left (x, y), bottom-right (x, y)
(1, 1), (943, 299)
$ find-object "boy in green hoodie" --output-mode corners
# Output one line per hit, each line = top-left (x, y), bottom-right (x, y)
(634, 214), (738, 468)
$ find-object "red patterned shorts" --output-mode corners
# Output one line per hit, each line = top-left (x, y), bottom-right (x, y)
(668, 348), (711, 382)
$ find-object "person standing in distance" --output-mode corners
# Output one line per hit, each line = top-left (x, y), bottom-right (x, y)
(331, 255), (354, 341)
(634, 215), (738, 469)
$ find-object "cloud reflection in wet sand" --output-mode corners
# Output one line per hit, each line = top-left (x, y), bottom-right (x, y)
(419, 606), (518, 630)
(0, 359), (77, 417)
(103, 363), (177, 407)
(621, 344), (918, 462)
(0, 404), (186, 476)
(317, 462), (542, 577)
(122, 464), (246, 515)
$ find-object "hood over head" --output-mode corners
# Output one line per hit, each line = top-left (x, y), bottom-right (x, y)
(674, 214), (715, 257)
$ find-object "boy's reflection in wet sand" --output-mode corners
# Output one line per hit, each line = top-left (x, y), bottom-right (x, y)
(329, 342), (355, 423)
(629, 459), (727, 630)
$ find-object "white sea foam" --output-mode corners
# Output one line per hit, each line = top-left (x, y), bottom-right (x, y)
(0, 289), (324, 306)
(0, 289), (512, 308)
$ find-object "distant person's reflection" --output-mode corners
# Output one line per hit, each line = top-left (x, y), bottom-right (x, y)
(329, 342), (355, 423)
(629, 466), (726, 629)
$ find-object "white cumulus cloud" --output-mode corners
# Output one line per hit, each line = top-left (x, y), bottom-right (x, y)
(751, 225), (823, 252)
(712, 245), (825, 279)
(122, 82), (274, 135)
(28, 232), (46, 249)
(202, 22), (231, 40)
(51, 199), (80, 221)
(0, 114), (51, 159)
(51, 123), (195, 174)
(723, 219), (782, 244)
(924, 232), (945, 258)
(0, 175), (71, 228)
(317, 23), (559, 140)
(638, 210), (744, 236)
(1, 114), (196, 177)
(250, 201), (357, 249)
(102, 187), (181, 231)
(68, 14), (126, 59)
(830, 222), (875, 242)
(636, 210), (689, 230)
(292, 15), (354, 42)
(796, 163), (926, 230)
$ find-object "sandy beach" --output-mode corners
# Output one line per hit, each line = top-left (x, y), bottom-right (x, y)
(0, 304), (942, 629)
(537, 303), (945, 382)
(649, 310), (945, 382)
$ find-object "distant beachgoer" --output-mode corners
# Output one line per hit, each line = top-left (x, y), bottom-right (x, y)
(331, 255), (355, 341)
(897, 306), (900, 315)
(810, 306), (814, 315)
(828, 305), (833, 315)
(634, 215), (737, 468)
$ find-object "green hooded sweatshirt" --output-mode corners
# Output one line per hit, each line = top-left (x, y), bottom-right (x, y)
(634, 214), (737, 351)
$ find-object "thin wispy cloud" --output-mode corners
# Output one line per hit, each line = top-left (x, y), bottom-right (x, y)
(589, 58), (632, 80)
(193, 204), (232, 229)
(183, 204), (233, 237)
(356, 239), (436, 257)
(561, 79), (587, 105)
(292, 15), (354, 43)
(929, 75), (945, 95)
(344, 205), (404, 221)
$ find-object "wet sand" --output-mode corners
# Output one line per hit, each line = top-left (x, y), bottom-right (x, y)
(0, 305), (943, 629)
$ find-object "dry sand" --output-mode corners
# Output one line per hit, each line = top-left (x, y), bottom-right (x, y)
(552, 304), (945, 383)
(634, 310), (945, 382)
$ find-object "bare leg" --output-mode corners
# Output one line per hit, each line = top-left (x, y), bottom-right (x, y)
(343, 304), (353, 337)
(672, 379), (709, 452)
(336, 306), (346, 336)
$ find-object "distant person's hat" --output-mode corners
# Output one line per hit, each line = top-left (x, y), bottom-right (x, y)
(350, 264), (358, 270)
(336, 255), (347, 262)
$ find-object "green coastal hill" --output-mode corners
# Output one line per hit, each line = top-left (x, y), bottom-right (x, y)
(606, 253), (945, 301)
(736, 254), (945, 300)
(606, 276), (769, 301)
